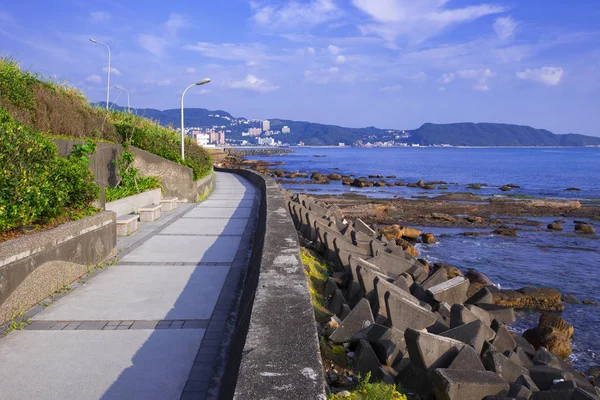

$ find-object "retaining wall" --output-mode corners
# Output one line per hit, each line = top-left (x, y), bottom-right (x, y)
(105, 188), (162, 217)
(54, 139), (213, 205)
(0, 211), (116, 325)
(217, 167), (327, 399)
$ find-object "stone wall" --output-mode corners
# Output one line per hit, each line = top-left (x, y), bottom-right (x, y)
(54, 139), (213, 204)
(0, 211), (116, 325)
(216, 167), (327, 399)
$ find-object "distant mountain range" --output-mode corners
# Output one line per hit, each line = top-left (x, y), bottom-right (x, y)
(95, 103), (600, 147)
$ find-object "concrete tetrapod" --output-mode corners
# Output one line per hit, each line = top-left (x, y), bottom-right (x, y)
(431, 368), (510, 400)
(384, 290), (437, 331)
(440, 319), (496, 354)
(329, 298), (374, 344)
(427, 276), (469, 305)
(404, 328), (466, 371)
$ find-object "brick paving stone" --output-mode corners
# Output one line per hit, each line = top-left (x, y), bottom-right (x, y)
(77, 322), (107, 330)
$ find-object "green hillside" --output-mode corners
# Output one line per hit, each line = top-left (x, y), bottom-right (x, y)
(103, 104), (600, 147)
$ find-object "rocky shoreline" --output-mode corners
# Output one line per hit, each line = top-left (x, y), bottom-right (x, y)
(218, 152), (600, 232)
(286, 191), (600, 399)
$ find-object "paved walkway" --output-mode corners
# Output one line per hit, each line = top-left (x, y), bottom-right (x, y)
(0, 172), (258, 400)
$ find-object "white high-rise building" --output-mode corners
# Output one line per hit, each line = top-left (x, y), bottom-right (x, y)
(196, 133), (210, 146)
(262, 120), (270, 132)
(282, 126), (291, 134)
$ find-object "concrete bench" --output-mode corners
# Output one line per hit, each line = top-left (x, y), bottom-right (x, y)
(138, 204), (161, 222)
(116, 214), (139, 236)
(160, 197), (178, 212)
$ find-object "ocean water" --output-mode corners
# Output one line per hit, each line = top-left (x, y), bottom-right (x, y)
(248, 147), (600, 373)
(250, 147), (600, 201)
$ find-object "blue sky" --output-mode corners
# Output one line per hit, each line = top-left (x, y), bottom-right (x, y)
(1, 0), (599, 135)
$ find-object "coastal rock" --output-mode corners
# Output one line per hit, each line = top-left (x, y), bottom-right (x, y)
(417, 180), (425, 188)
(395, 238), (419, 258)
(523, 314), (573, 359)
(499, 185), (512, 191)
(582, 299), (599, 306)
(506, 184), (521, 188)
(487, 286), (564, 311)
(374, 180), (386, 187)
(562, 294), (580, 305)
(430, 213), (458, 223)
(350, 178), (367, 188)
(311, 172), (323, 180)
(565, 187), (581, 191)
(466, 216), (483, 223)
(423, 184), (436, 189)
(575, 223), (595, 234)
(433, 263), (463, 279)
(468, 184), (482, 190)
(328, 173), (343, 181)
(547, 223), (563, 231)
(379, 224), (422, 240)
(422, 233), (437, 244)
(342, 178), (352, 185)
(493, 225), (517, 237)
(407, 183), (418, 188)
(465, 269), (494, 286)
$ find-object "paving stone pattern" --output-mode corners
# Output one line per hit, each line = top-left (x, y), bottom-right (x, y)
(0, 172), (258, 400)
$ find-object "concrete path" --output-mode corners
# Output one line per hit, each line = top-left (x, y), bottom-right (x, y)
(0, 172), (258, 400)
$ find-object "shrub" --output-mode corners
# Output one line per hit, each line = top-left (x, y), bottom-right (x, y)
(111, 112), (212, 180)
(0, 108), (99, 233)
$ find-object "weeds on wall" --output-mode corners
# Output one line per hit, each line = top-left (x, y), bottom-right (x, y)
(105, 142), (161, 202)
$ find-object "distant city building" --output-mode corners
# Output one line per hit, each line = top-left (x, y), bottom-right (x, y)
(196, 133), (210, 146)
(262, 120), (270, 132)
(258, 137), (275, 146)
(338, 143), (345, 147)
(209, 130), (219, 144)
(246, 127), (262, 137)
(218, 131), (225, 145)
(282, 126), (291, 134)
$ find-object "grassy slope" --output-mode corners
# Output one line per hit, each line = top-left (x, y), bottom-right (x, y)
(0, 57), (212, 179)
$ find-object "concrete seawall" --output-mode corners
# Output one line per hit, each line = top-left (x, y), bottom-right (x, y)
(0, 211), (116, 325)
(216, 167), (327, 399)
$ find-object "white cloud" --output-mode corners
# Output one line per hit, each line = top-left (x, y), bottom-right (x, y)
(352, 0), (505, 43)
(225, 74), (279, 93)
(439, 87), (447, 92)
(102, 66), (121, 75)
(494, 16), (517, 41)
(251, 0), (340, 29)
(90, 11), (110, 23)
(516, 67), (563, 86)
(138, 34), (168, 56)
(86, 74), (102, 83)
(457, 68), (495, 91)
(328, 44), (341, 55)
(165, 13), (190, 37)
(247, 60), (258, 67)
(380, 84), (402, 92)
(185, 67), (196, 73)
(335, 55), (347, 64)
(184, 42), (273, 63)
(406, 71), (427, 81)
(328, 67), (340, 73)
(438, 72), (455, 84)
(307, 47), (316, 55)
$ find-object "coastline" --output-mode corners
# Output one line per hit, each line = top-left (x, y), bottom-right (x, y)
(218, 149), (600, 376)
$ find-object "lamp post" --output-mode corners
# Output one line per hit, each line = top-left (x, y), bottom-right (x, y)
(89, 38), (111, 110)
(114, 85), (130, 113)
(180, 78), (211, 160)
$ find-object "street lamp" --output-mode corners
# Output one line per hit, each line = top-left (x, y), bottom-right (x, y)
(114, 85), (130, 113)
(180, 78), (211, 160)
(89, 38), (111, 110)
